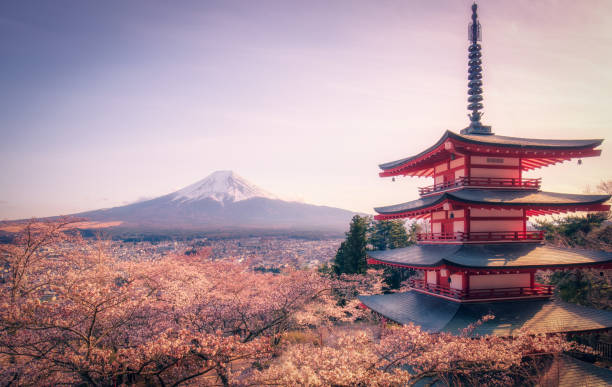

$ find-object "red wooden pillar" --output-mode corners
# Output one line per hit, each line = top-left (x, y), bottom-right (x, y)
(435, 270), (441, 286)
(465, 207), (471, 236)
(529, 271), (535, 289)
(461, 272), (468, 291)
(439, 267), (449, 288)
(466, 153), (471, 182)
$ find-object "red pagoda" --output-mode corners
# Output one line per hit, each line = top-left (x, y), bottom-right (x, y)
(359, 4), (612, 338)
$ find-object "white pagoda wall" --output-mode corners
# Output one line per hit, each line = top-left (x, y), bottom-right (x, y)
(453, 221), (465, 233)
(432, 223), (441, 234)
(470, 168), (519, 179)
(450, 274), (463, 290)
(469, 208), (524, 232)
(455, 168), (466, 179)
(433, 157), (465, 185)
(470, 220), (523, 232)
(426, 271), (437, 285)
(469, 156), (520, 179)
(469, 273), (530, 290)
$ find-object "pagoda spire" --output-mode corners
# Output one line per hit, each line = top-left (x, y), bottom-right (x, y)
(461, 3), (492, 135)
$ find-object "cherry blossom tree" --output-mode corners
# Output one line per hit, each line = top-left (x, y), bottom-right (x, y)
(255, 318), (578, 386)
(1, 219), (576, 386)
(0, 220), (356, 385)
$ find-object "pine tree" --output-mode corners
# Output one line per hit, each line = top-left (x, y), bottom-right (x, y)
(333, 215), (369, 275)
(369, 220), (410, 250)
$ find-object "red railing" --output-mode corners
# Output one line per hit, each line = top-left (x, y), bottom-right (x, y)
(410, 279), (554, 300)
(410, 279), (465, 299)
(417, 230), (544, 243)
(419, 177), (541, 196)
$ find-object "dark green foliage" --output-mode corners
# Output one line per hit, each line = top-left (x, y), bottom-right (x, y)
(534, 213), (612, 310)
(184, 247), (198, 256)
(369, 220), (417, 290)
(380, 266), (414, 290)
(332, 217), (419, 287)
(534, 213), (610, 249)
(332, 215), (370, 275)
(369, 220), (411, 250)
(253, 266), (281, 274)
(548, 270), (611, 310)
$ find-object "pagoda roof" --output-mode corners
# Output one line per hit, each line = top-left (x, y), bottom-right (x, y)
(358, 290), (612, 336)
(379, 130), (603, 177)
(367, 243), (612, 270)
(413, 355), (612, 387)
(374, 188), (610, 218)
(540, 355), (612, 387)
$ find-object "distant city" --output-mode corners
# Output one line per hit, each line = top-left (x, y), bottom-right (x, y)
(48, 236), (342, 270)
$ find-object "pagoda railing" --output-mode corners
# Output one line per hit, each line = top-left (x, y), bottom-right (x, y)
(409, 279), (554, 300)
(417, 230), (544, 243)
(418, 177), (541, 196)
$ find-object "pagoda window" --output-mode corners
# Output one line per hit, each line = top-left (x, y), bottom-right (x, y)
(469, 273), (530, 290)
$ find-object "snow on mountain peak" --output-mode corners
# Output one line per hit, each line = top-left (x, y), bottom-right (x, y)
(172, 170), (277, 203)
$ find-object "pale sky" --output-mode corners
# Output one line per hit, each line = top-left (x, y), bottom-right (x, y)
(1, 0), (612, 220)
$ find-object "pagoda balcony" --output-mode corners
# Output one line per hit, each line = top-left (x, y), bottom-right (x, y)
(416, 230), (545, 244)
(409, 278), (554, 302)
(418, 177), (541, 196)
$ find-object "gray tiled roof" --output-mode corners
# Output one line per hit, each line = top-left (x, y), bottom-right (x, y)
(374, 189), (611, 215)
(380, 130), (603, 171)
(367, 243), (612, 269)
(410, 355), (612, 387)
(540, 355), (612, 387)
(358, 291), (612, 336)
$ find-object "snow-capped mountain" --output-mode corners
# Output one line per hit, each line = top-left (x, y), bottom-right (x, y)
(172, 171), (276, 203)
(75, 171), (357, 233)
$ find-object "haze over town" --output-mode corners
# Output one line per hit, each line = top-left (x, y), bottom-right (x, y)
(2, 0), (612, 220)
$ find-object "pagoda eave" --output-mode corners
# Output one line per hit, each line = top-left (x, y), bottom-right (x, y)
(366, 243), (612, 270)
(379, 130), (603, 177)
(374, 201), (610, 221)
(375, 189), (611, 220)
(358, 291), (612, 336)
(366, 257), (612, 272)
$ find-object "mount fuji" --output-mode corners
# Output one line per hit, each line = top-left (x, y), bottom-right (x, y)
(75, 171), (358, 234)
(172, 170), (278, 203)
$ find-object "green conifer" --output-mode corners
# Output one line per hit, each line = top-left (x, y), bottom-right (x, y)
(333, 215), (369, 275)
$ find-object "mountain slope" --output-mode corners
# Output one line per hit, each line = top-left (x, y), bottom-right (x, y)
(76, 171), (357, 232)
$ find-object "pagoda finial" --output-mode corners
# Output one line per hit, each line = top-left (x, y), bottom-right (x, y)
(461, 2), (493, 135)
